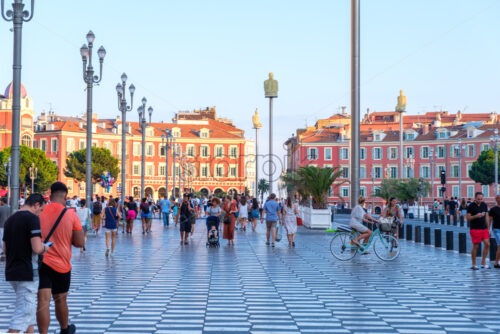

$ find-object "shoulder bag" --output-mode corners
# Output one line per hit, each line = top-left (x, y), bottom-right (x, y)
(38, 208), (67, 267)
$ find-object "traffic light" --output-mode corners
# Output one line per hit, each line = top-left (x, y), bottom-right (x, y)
(440, 170), (446, 185)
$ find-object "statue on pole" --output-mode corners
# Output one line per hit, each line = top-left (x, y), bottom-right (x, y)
(252, 109), (262, 129)
(264, 72), (278, 98)
(396, 89), (407, 112)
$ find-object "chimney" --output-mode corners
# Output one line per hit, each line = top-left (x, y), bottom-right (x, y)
(422, 124), (429, 135)
(341, 106), (347, 115)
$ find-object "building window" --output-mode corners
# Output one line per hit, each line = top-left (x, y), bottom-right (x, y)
(405, 147), (414, 159)
(229, 165), (237, 178)
(79, 182), (85, 192)
(403, 166), (414, 178)
(200, 145), (209, 157)
(437, 146), (446, 158)
(22, 135), (31, 147)
(146, 143), (154, 156)
(172, 128), (181, 138)
(215, 165), (224, 177)
(215, 146), (224, 158)
(466, 144), (476, 158)
(324, 148), (332, 160)
(372, 147), (382, 160)
(186, 145), (195, 157)
(79, 140), (85, 150)
(421, 166), (430, 178)
(360, 187), (366, 197)
(405, 132), (415, 141)
(421, 146), (429, 159)
(133, 143), (141, 156)
(360, 166), (366, 179)
(467, 185), (474, 199)
(103, 142), (113, 153)
(67, 180), (73, 193)
(159, 164), (166, 176)
(200, 164), (209, 177)
(307, 148), (318, 160)
(389, 167), (398, 179)
(481, 143), (490, 152)
(374, 186), (381, 196)
(133, 163), (140, 176)
(40, 139), (47, 152)
(51, 138), (58, 153)
(360, 148), (366, 160)
(341, 167), (349, 178)
(117, 143), (122, 158)
(388, 147), (397, 160)
(146, 164), (154, 176)
(452, 186), (459, 198)
(450, 165), (459, 178)
(482, 185), (490, 198)
(340, 187), (349, 197)
(340, 148), (349, 160)
(200, 129), (209, 138)
(373, 167), (382, 179)
(229, 146), (238, 158)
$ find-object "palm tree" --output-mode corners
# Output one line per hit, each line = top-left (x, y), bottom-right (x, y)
(257, 178), (269, 204)
(295, 166), (344, 209)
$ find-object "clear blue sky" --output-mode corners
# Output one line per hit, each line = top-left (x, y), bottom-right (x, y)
(1, 0), (499, 181)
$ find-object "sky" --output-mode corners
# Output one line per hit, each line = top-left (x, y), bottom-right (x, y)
(0, 0), (499, 185)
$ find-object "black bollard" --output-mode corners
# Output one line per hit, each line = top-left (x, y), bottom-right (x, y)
(424, 212), (428, 222)
(446, 215), (451, 225)
(446, 231), (454, 251)
(490, 238), (497, 262)
(406, 224), (413, 241)
(399, 224), (404, 239)
(435, 229), (442, 248)
(424, 227), (431, 245)
(415, 226), (421, 243)
(458, 233), (467, 253)
(440, 214), (445, 225)
(452, 214), (457, 226)
(459, 215), (464, 227)
(435, 213), (440, 224)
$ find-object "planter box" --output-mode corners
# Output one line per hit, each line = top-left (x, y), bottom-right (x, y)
(299, 205), (332, 229)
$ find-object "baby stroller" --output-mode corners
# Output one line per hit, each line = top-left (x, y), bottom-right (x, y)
(206, 216), (220, 248)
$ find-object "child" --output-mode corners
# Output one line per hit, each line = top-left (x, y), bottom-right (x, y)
(208, 225), (218, 239)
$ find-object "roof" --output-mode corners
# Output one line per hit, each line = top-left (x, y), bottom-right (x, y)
(3, 82), (28, 99)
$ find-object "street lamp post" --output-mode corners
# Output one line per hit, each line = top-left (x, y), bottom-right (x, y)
(252, 109), (262, 197)
(29, 162), (37, 194)
(264, 73), (278, 194)
(116, 73), (134, 217)
(370, 168), (375, 212)
(137, 97), (152, 199)
(177, 145), (182, 197)
(430, 147), (435, 209)
(161, 130), (172, 198)
(4, 157), (11, 204)
(491, 129), (499, 195)
(80, 30), (106, 213)
(456, 138), (466, 200)
(350, 0), (360, 208)
(172, 139), (177, 200)
(1, 0), (34, 213)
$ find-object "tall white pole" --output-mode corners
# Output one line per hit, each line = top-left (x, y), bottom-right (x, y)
(350, 0), (360, 208)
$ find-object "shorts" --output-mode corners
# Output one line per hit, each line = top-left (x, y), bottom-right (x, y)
(126, 210), (136, 220)
(180, 219), (192, 233)
(350, 221), (368, 233)
(38, 263), (71, 295)
(470, 229), (490, 244)
(9, 275), (38, 331)
(104, 228), (117, 233)
(493, 229), (500, 244)
(266, 220), (277, 229)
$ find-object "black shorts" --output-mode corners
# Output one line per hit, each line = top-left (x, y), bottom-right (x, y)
(38, 262), (71, 295)
(180, 218), (192, 233)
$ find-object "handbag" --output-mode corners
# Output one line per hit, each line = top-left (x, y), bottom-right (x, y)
(38, 208), (67, 267)
(296, 216), (303, 226)
(276, 223), (283, 242)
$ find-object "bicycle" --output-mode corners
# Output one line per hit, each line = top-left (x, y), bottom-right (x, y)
(326, 219), (400, 261)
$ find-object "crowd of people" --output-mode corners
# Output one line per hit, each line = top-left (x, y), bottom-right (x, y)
(0, 179), (303, 333)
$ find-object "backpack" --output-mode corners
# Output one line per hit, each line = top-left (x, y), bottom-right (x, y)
(142, 203), (150, 214)
(93, 201), (102, 215)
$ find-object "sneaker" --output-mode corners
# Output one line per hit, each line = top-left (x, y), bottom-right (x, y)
(494, 264), (500, 269)
(471, 265), (479, 270)
(272, 243), (275, 248)
(105, 249), (109, 257)
(266, 241), (270, 246)
(60, 324), (76, 334)
(481, 265), (491, 269)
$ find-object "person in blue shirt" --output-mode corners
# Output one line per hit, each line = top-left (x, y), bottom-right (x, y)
(104, 199), (120, 256)
(160, 196), (171, 227)
(262, 193), (282, 247)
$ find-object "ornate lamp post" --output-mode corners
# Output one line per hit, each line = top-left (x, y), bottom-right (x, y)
(404, 154), (415, 178)
(116, 73), (134, 215)
(80, 30), (106, 212)
(455, 138), (466, 200)
(252, 109), (262, 197)
(395, 90), (407, 179)
(161, 130), (172, 197)
(29, 162), (37, 194)
(1, 0), (34, 212)
(490, 129), (499, 195)
(137, 98), (152, 199)
(4, 157), (11, 204)
(264, 73), (278, 194)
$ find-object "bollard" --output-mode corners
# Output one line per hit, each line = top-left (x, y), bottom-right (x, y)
(398, 224), (404, 239)
(440, 214), (445, 225)
(424, 227), (431, 245)
(446, 231), (454, 251)
(458, 233), (467, 253)
(424, 212), (428, 222)
(459, 215), (464, 227)
(446, 215), (451, 225)
(490, 238), (497, 262)
(452, 214), (457, 226)
(415, 226), (421, 243)
(435, 229), (442, 248)
(435, 213), (440, 224)
(406, 224), (413, 241)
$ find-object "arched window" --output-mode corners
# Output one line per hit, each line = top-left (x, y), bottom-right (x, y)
(22, 135), (31, 147)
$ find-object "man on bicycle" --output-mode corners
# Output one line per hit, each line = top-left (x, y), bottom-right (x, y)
(350, 196), (380, 247)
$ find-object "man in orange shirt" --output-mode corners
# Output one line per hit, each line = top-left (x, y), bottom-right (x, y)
(36, 182), (84, 334)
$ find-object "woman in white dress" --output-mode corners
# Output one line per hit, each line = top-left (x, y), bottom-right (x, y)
(238, 197), (249, 231)
(283, 197), (299, 247)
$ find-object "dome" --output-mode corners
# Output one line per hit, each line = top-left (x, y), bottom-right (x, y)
(4, 82), (28, 99)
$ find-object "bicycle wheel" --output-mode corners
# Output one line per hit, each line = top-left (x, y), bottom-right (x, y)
(373, 233), (400, 261)
(330, 232), (357, 261)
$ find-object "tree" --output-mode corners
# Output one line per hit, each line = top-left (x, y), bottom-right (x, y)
(378, 179), (400, 202)
(470, 149), (498, 185)
(257, 178), (269, 204)
(64, 147), (119, 184)
(295, 166), (344, 209)
(0, 146), (59, 193)
(378, 178), (430, 204)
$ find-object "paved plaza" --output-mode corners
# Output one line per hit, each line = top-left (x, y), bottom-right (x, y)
(1, 218), (500, 333)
